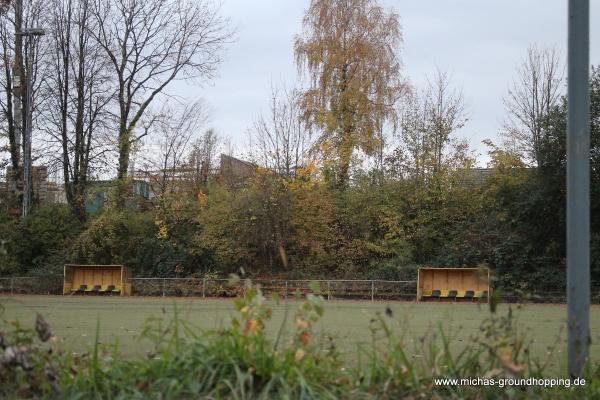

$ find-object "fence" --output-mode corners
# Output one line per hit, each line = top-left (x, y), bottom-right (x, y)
(1, 275), (600, 304)
(123, 279), (600, 303)
(0, 276), (63, 295)
(127, 278), (417, 301)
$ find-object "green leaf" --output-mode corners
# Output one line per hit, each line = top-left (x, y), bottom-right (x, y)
(228, 274), (240, 286)
(308, 281), (321, 294)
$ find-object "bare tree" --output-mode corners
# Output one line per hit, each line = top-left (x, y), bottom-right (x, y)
(391, 70), (467, 181)
(393, 87), (428, 180)
(0, 11), (18, 172)
(39, 0), (112, 220)
(139, 100), (208, 196)
(0, 1), (13, 187)
(426, 69), (467, 173)
(188, 127), (220, 190)
(247, 85), (311, 179)
(502, 44), (564, 166)
(0, 0), (28, 206)
(0, 0), (47, 213)
(0, 1), (10, 15)
(91, 0), (232, 205)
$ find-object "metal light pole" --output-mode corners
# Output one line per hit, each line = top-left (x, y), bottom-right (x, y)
(567, 0), (590, 378)
(17, 27), (45, 218)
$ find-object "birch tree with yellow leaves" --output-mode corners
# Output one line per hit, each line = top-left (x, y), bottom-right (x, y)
(294, 0), (405, 188)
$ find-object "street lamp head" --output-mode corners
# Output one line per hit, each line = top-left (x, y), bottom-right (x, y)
(17, 28), (46, 36)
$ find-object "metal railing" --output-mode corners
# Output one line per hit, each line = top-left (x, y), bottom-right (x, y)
(127, 278), (418, 301)
(0, 276), (63, 295)
(2, 275), (600, 304)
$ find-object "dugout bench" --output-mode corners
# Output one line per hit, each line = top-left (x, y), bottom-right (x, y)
(417, 267), (490, 303)
(63, 264), (132, 296)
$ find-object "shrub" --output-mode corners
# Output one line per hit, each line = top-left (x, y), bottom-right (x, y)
(0, 205), (83, 276)
(367, 260), (418, 281)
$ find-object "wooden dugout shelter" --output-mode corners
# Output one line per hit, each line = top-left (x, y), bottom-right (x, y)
(63, 264), (132, 296)
(417, 267), (490, 302)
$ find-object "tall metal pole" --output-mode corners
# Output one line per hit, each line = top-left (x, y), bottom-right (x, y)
(22, 36), (32, 217)
(567, 0), (590, 378)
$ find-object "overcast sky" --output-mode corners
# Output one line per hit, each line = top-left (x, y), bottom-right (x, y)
(173, 0), (600, 166)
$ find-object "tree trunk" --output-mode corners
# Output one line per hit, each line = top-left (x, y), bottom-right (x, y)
(337, 135), (353, 189)
(116, 124), (131, 207)
(8, 0), (25, 210)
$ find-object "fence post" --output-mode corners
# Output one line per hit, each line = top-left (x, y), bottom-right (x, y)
(371, 281), (374, 302)
(202, 278), (206, 298)
(162, 279), (166, 297)
(10, 277), (14, 295)
(285, 281), (288, 300)
(327, 281), (331, 301)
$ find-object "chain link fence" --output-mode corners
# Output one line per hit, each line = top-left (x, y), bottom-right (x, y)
(127, 278), (417, 301)
(1, 275), (599, 304)
(0, 276), (417, 301)
(0, 276), (63, 295)
(500, 289), (600, 304)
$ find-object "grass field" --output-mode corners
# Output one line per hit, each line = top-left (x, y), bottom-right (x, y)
(2, 295), (600, 373)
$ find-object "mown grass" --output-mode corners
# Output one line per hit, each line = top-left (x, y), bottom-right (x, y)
(1, 283), (600, 399)
(2, 294), (597, 371)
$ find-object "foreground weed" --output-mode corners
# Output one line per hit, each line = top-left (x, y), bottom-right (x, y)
(2, 288), (600, 399)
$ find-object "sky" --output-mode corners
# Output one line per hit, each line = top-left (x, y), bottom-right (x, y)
(174, 0), (600, 166)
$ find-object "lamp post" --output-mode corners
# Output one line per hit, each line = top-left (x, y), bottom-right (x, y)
(566, 0), (590, 378)
(16, 27), (45, 218)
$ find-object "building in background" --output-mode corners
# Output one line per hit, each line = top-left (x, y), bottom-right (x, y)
(85, 180), (152, 213)
(218, 154), (257, 187)
(1, 154), (257, 214)
(1, 166), (67, 215)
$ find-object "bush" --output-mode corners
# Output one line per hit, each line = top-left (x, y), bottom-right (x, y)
(367, 260), (418, 281)
(71, 209), (158, 270)
(0, 205), (83, 276)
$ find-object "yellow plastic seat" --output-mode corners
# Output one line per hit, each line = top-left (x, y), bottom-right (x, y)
(72, 283), (85, 290)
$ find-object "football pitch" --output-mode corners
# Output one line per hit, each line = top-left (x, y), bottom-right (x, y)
(2, 295), (600, 373)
